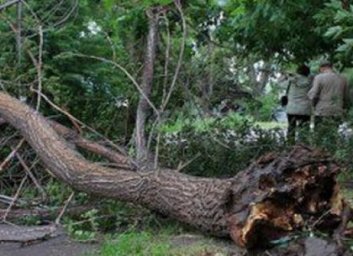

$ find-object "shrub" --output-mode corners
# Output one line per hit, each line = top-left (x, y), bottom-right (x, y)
(158, 112), (287, 177)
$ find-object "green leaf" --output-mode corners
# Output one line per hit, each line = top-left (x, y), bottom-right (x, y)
(324, 26), (342, 39)
(142, 0), (173, 7)
(342, 38), (353, 45)
(334, 10), (350, 23)
(102, 0), (114, 10)
(336, 43), (349, 52)
(156, 0), (173, 4)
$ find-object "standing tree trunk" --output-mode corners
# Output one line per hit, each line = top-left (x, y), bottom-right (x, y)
(15, 0), (23, 97)
(0, 91), (348, 248)
(16, 1), (22, 65)
(342, 0), (349, 10)
(135, 8), (160, 164)
(248, 62), (271, 96)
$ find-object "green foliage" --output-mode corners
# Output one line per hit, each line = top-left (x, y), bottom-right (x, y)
(305, 113), (353, 181)
(65, 209), (99, 241)
(244, 93), (278, 121)
(142, 0), (173, 6)
(43, 179), (75, 205)
(219, 0), (333, 62)
(62, 197), (185, 243)
(158, 112), (287, 177)
(16, 215), (42, 226)
(99, 232), (171, 256)
(318, 0), (353, 65)
(97, 230), (229, 256)
(215, 0), (353, 66)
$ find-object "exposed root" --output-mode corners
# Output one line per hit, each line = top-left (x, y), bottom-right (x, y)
(227, 146), (348, 248)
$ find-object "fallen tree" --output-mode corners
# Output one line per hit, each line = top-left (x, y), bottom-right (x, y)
(0, 91), (350, 248)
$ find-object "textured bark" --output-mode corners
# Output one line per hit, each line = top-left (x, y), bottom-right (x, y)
(0, 224), (58, 242)
(0, 205), (97, 221)
(16, 1), (22, 66)
(0, 92), (348, 248)
(0, 0), (21, 11)
(135, 8), (159, 162)
(48, 121), (132, 169)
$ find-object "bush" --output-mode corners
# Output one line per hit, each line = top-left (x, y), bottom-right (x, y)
(310, 117), (353, 180)
(243, 93), (279, 122)
(158, 112), (287, 177)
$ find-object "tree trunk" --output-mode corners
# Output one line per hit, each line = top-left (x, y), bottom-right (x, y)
(16, 1), (22, 66)
(342, 0), (349, 10)
(135, 8), (160, 163)
(248, 62), (271, 96)
(0, 92), (348, 248)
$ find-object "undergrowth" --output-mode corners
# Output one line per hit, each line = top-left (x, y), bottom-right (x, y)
(95, 230), (230, 256)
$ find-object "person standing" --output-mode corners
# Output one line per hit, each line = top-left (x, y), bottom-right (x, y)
(308, 61), (349, 130)
(285, 64), (312, 144)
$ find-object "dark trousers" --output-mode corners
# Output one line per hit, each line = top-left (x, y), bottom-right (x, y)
(287, 114), (311, 144)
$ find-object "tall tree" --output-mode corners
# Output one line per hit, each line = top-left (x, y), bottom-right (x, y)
(135, 7), (161, 163)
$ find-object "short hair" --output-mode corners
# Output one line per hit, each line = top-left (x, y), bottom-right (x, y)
(319, 60), (332, 68)
(296, 64), (310, 76)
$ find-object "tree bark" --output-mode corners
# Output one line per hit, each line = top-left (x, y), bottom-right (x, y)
(16, 1), (22, 66)
(0, 91), (348, 248)
(0, 0), (21, 11)
(342, 0), (349, 10)
(135, 8), (160, 163)
(248, 62), (271, 96)
(47, 121), (132, 169)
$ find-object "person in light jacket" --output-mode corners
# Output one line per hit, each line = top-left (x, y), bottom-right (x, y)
(308, 61), (349, 130)
(286, 64), (312, 144)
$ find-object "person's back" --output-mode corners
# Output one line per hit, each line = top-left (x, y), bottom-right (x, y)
(286, 74), (311, 116)
(308, 61), (349, 143)
(309, 71), (348, 116)
(285, 64), (312, 144)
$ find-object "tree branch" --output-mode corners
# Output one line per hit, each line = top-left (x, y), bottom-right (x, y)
(0, 116), (132, 168)
(0, 0), (21, 12)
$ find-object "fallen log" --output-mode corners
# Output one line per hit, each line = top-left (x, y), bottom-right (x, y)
(0, 224), (60, 243)
(0, 204), (96, 221)
(0, 91), (349, 248)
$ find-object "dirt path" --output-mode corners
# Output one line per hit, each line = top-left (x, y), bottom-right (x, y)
(0, 234), (99, 256)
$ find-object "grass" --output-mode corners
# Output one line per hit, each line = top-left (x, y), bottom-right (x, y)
(99, 231), (170, 256)
(92, 230), (232, 256)
(255, 121), (287, 130)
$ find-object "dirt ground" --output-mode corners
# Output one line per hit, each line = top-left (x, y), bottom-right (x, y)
(0, 234), (99, 256)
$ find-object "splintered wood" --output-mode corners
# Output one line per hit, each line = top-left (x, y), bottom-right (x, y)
(226, 146), (346, 248)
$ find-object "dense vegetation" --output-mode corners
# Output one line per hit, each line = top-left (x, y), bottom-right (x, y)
(1, 0), (353, 254)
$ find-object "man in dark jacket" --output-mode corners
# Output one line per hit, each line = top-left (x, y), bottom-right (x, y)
(308, 61), (349, 129)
